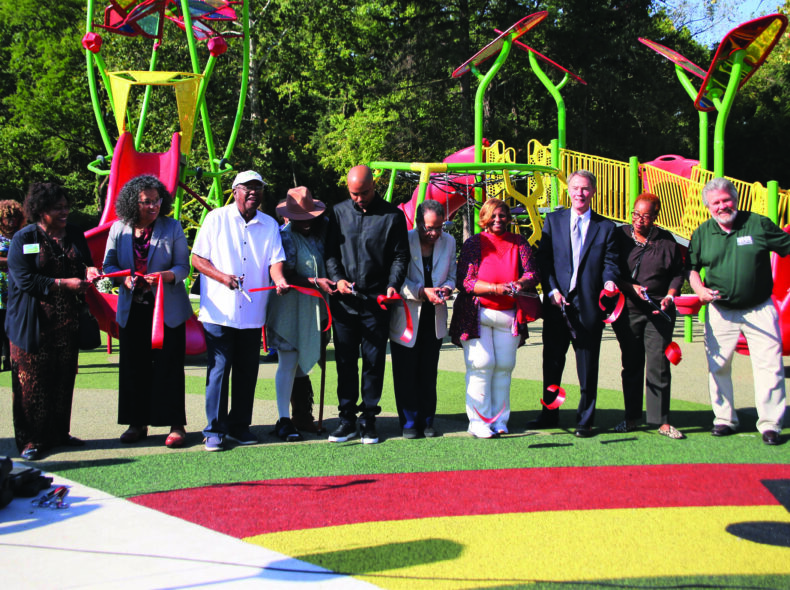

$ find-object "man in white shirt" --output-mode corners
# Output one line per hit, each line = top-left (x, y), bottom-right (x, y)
(191, 170), (288, 451)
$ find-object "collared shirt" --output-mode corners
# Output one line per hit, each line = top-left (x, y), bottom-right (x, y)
(325, 194), (409, 295)
(192, 204), (285, 328)
(689, 211), (790, 309)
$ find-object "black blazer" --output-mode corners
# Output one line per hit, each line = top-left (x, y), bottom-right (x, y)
(5, 223), (93, 353)
(537, 208), (619, 330)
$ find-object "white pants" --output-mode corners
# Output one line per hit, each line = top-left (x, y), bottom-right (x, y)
(274, 349), (308, 419)
(704, 298), (786, 433)
(462, 307), (519, 434)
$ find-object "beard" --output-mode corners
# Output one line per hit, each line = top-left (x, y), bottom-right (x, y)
(713, 208), (737, 226)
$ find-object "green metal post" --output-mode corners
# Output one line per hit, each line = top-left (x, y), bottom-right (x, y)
(768, 180), (779, 224)
(84, 0), (113, 155)
(629, 156), (640, 210)
(134, 43), (160, 150)
(550, 138), (559, 209)
(713, 50), (747, 177)
(675, 65), (709, 170)
(528, 51), (569, 150)
(384, 169), (397, 203)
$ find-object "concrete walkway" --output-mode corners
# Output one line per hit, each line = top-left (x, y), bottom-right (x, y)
(0, 315), (785, 589)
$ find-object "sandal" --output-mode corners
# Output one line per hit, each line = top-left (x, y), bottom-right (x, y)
(658, 424), (685, 439)
(165, 427), (186, 448)
(614, 420), (638, 433)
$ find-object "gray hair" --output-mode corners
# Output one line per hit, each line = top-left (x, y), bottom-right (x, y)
(702, 177), (738, 207)
(568, 169), (597, 191)
(415, 199), (445, 225)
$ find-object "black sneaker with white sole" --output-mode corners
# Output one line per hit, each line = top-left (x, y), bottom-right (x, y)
(328, 421), (358, 442)
(360, 422), (379, 444)
(273, 418), (303, 442)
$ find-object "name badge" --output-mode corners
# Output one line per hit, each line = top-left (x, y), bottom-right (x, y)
(736, 236), (753, 246)
(23, 243), (40, 255)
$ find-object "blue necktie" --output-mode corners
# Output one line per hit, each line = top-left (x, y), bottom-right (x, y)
(570, 216), (581, 292)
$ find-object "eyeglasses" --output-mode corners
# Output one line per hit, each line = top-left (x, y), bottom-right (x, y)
(631, 211), (656, 221)
(236, 185), (263, 196)
(139, 198), (162, 207)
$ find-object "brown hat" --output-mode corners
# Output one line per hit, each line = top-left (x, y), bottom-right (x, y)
(276, 187), (326, 221)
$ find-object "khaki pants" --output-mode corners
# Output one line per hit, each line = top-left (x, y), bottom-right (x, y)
(704, 298), (786, 433)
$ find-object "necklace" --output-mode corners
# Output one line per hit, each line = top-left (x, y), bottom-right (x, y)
(630, 225), (655, 248)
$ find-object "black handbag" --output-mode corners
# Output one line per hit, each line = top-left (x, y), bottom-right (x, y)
(78, 304), (101, 350)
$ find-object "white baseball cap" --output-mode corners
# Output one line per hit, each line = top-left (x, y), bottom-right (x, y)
(232, 170), (266, 188)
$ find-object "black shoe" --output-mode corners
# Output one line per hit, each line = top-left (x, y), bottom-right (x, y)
(574, 426), (593, 438)
(402, 427), (419, 439)
(711, 424), (736, 437)
(273, 418), (303, 442)
(762, 430), (780, 445)
(423, 426), (440, 438)
(526, 414), (559, 430)
(21, 445), (40, 461)
(360, 422), (379, 444)
(328, 421), (358, 443)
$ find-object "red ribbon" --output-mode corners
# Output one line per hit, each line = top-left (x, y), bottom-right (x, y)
(598, 286), (625, 324)
(151, 277), (165, 349)
(665, 341), (682, 365)
(376, 294), (413, 343)
(473, 404), (506, 425)
(95, 269), (165, 349)
(541, 384), (567, 410)
(248, 285), (332, 332)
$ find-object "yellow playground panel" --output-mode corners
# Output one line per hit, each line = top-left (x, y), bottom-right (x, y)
(526, 139), (789, 240)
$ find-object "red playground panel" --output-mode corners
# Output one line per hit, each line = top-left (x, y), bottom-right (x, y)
(452, 12), (547, 78)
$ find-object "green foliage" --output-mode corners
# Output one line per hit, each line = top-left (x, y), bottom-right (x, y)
(1, 0), (789, 217)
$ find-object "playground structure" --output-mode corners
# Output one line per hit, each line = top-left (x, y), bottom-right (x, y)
(81, 0), (254, 354)
(78, 6), (790, 354)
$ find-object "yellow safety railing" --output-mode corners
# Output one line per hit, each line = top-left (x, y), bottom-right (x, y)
(527, 139), (789, 239)
(558, 149), (631, 224)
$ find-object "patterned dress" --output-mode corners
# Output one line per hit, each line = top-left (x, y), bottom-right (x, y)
(0, 233), (11, 370)
(11, 229), (87, 452)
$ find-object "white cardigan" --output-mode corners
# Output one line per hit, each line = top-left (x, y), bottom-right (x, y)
(389, 230), (456, 347)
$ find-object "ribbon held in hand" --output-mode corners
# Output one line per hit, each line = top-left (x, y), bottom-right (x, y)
(376, 294), (413, 343)
(248, 285), (332, 332)
(598, 285), (625, 324)
(541, 384), (567, 410)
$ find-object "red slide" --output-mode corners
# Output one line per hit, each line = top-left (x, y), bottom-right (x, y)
(84, 131), (206, 355)
(398, 144), (484, 230)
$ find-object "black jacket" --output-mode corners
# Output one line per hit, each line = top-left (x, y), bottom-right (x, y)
(5, 223), (93, 353)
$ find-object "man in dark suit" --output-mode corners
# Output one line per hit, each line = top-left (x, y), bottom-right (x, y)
(530, 170), (619, 437)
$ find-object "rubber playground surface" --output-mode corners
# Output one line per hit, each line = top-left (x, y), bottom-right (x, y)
(1, 321), (789, 589)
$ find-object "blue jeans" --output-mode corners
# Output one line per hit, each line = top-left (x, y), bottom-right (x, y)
(202, 323), (261, 437)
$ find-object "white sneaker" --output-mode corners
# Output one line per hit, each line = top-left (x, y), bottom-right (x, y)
(467, 423), (493, 439)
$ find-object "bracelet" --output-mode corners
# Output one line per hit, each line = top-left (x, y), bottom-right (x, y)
(56, 279), (61, 289)
(665, 294), (675, 301)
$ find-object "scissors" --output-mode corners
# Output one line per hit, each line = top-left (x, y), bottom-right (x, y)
(640, 287), (672, 322)
(560, 300), (577, 339)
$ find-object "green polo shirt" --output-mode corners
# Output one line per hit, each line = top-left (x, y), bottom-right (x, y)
(689, 211), (790, 309)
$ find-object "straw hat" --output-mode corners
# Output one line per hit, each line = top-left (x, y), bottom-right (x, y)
(276, 187), (326, 221)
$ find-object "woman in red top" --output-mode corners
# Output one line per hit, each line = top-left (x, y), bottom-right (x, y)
(449, 199), (539, 438)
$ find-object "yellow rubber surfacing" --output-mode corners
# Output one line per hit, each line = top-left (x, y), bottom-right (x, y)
(247, 506), (790, 589)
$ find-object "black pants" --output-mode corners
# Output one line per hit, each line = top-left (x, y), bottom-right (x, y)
(390, 309), (442, 429)
(118, 301), (187, 427)
(331, 297), (390, 425)
(541, 302), (603, 428)
(613, 304), (675, 424)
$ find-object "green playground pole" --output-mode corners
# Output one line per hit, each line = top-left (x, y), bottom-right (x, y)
(712, 50), (747, 177)
(135, 43), (160, 150)
(675, 65), (709, 170)
(629, 156), (640, 210)
(528, 51), (569, 150)
(84, 0), (113, 156)
(550, 138), (559, 209)
(768, 180), (779, 224)
(471, 38), (513, 233)
(383, 170), (397, 203)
